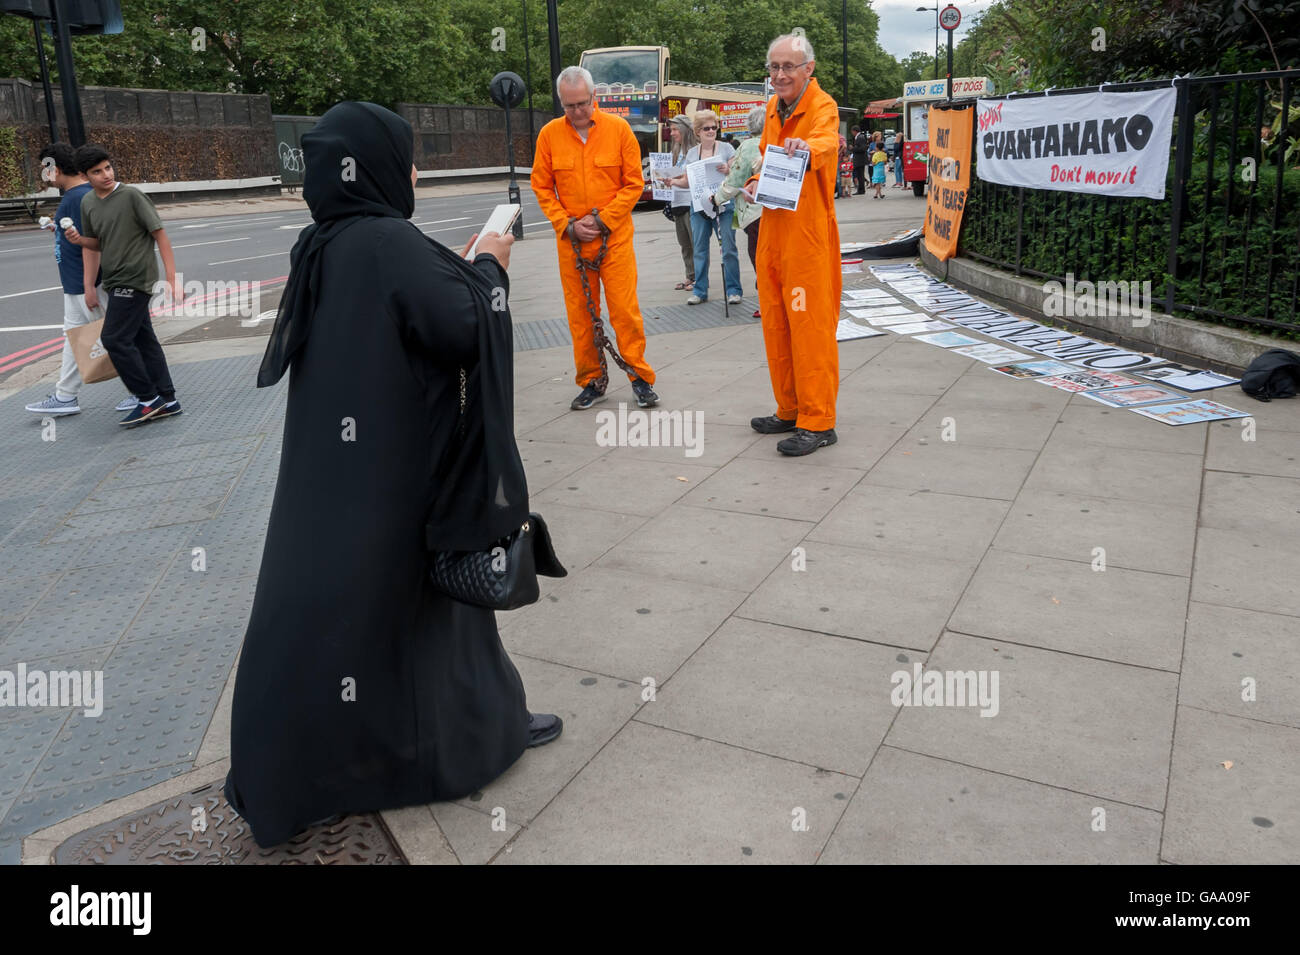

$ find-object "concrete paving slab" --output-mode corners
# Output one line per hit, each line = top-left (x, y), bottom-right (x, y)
(681, 457), (864, 522)
(501, 566), (744, 684)
(1024, 439), (1204, 508)
(1192, 527), (1300, 617)
(931, 370), (1072, 413)
(379, 805), (459, 865)
(738, 540), (975, 652)
(1180, 602), (1300, 729)
(497, 720), (854, 864)
(886, 632), (1177, 809)
(950, 549), (1188, 670)
(1163, 706), (1300, 864)
(427, 802), (517, 864)
(1200, 471), (1300, 539)
(1052, 402), (1206, 455)
(864, 439), (1039, 501)
(639, 617), (909, 776)
(820, 746), (1162, 864)
(609, 421), (761, 468)
(500, 502), (646, 588)
(453, 655), (642, 825)
(993, 487), (1196, 577)
(1206, 420), (1300, 478)
(596, 503), (810, 592)
(845, 342), (969, 396)
(808, 485), (1010, 563)
(516, 438), (609, 494)
(907, 403), (1060, 451)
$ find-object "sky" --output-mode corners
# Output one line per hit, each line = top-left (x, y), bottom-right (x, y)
(872, 0), (995, 60)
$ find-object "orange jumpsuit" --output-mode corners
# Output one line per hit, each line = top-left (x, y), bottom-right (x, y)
(748, 77), (842, 431)
(531, 105), (656, 388)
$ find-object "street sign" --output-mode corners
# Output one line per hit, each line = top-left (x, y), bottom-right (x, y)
(939, 4), (961, 30)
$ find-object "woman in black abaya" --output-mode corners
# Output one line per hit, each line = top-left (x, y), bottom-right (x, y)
(224, 102), (559, 849)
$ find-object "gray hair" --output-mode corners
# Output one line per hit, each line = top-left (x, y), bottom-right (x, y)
(746, 106), (765, 135)
(556, 65), (594, 98)
(768, 33), (815, 63)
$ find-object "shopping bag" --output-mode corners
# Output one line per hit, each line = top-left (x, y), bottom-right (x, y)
(65, 314), (119, 384)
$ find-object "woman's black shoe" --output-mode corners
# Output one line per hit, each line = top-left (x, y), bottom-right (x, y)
(527, 713), (563, 748)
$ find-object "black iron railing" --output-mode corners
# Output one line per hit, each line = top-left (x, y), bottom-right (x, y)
(960, 70), (1299, 332)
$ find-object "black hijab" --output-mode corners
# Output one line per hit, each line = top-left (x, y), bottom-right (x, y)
(258, 101), (415, 386)
(258, 100), (529, 551)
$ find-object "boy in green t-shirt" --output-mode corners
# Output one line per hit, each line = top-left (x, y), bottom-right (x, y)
(63, 144), (184, 426)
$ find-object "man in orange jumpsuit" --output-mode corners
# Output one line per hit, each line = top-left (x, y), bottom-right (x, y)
(531, 66), (658, 411)
(743, 34), (842, 456)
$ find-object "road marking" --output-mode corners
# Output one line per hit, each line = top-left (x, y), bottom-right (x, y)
(0, 337), (64, 373)
(0, 324), (65, 331)
(181, 216), (283, 230)
(0, 285), (62, 300)
(171, 237), (250, 249)
(410, 217), (471, 227)
(0, 245), (49, 254)
(277, 223), (311, 230)
(209, 251), (289, 265)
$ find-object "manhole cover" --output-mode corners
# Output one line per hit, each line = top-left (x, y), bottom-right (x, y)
(51, 782), (406, 865)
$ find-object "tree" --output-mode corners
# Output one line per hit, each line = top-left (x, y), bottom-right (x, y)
(899, 49), (938, 82)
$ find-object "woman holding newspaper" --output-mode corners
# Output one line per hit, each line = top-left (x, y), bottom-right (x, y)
(664, 110), (743, 305)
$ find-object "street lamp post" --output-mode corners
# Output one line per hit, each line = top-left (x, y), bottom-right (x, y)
(916, 4), (939, 80)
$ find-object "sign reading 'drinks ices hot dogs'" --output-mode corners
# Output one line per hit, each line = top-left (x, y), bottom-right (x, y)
(975, 87), (1176, 199)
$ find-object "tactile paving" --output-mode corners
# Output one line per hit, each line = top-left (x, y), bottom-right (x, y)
(51, 782), (405, 865)
(25, 626), (239, 789)
(0, 353), (362, 860)
(0, 764), (193, 845)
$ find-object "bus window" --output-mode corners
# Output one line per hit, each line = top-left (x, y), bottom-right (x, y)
(582, 49), (660, 92)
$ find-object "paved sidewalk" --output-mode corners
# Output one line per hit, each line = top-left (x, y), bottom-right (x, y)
(3, 186), (1297, 864)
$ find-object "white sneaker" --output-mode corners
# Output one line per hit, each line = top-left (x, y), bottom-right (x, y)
(25, 393), (80, 415)
(115, 395), (139, 412)
(727, 294), (743, 305)
(686, 295), (705, 305)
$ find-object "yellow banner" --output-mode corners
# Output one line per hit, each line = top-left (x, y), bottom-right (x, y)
(922, 106), (974, 262)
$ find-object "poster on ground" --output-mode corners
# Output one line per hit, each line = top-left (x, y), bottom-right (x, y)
(923, 105), (974, 262)
(974, 87), (1177, 199)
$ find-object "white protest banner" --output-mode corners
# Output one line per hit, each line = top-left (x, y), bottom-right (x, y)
(975, 87), (1176, 199)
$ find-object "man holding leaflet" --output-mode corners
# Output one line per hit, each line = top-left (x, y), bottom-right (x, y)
(743, 34), (841, 456)
(531, 66), (658, 411)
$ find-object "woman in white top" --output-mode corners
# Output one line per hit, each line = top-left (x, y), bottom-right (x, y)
(665, 109), (743, 305)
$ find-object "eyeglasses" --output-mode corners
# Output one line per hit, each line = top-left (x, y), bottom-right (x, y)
(700, 125), (718, 132)
(562, 96), (592, 110)
(766, 61), (809, 75)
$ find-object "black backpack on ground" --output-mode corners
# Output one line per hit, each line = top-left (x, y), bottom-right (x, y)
(1240, 348), (1300, 401)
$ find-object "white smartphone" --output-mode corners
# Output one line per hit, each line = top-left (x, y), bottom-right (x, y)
(466, 204), (521, 258)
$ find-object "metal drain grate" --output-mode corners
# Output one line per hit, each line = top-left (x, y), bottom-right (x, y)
(51, 781), (407, 865)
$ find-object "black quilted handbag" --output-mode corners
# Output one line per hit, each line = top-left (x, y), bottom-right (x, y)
(430, 511), (567, 610)
(429, 367), (566, 609)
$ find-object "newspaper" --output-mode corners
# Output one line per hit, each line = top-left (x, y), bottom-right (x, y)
(754, 146), (810, 211)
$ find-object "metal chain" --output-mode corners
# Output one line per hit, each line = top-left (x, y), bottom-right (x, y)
(568, 210), (635, 393)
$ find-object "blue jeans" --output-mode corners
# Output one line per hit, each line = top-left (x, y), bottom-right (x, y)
(894, 154), (904, 184)
(690, 206), (742, 300)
